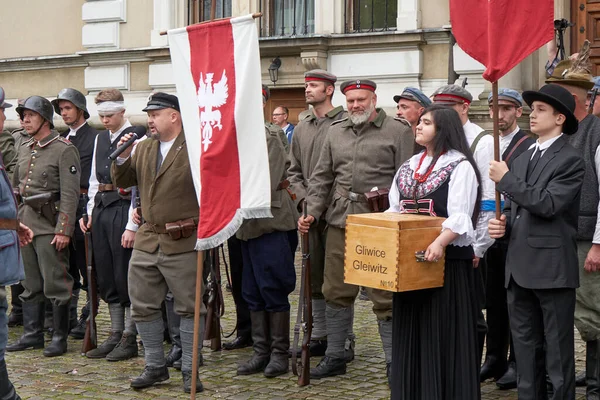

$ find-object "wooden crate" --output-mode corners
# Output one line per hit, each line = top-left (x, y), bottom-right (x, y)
(344, 213), (446, 292)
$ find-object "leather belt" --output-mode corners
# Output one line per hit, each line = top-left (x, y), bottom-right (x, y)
(0, 218), (19, 231)
(336, 187), (367, 203)
(98, 183), (115, 192)
(145, 220), (198, 234)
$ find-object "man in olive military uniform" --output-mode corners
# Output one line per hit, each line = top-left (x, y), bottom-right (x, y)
(7, 95), (80, 358)
(235, 85), (299, 379)
(112, 93), (204, 393)
(298, 79), (413, 383)
(288, 69), (348, 357)
(51, 88), (99, 339)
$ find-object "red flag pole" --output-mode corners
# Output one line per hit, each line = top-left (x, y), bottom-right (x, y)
(492, 81), (501, 219)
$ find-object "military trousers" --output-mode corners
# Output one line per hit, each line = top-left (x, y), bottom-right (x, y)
(323, 226), (392, 320)
(20, 234), (73, 306)
(308, 220), (327, 299)
(241, 230), (296, 313)
(0, 288), (6, 360)
(574, 240), (600, 341)
(92, 199), (133, 307)
(128, 248), (205, 322)
(227, 236), (251, 338)
(67, 194), (88, 292)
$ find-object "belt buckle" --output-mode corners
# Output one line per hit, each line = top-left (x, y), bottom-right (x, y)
(348, 192), (359, 202)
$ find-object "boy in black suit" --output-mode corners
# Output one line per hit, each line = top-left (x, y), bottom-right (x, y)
(488, 84), (586, 400)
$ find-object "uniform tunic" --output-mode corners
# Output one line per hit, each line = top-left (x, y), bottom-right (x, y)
(12, 130), (80, 305)
(388, 150), (480, 400)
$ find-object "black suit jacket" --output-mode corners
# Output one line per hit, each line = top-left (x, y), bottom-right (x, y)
(498, 135), (585, 289)
(61, 122), (99, 189)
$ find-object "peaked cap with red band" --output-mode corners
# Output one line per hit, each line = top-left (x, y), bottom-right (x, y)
(305, 69), (337, 85)
(262, 84), (270, 102)
(432, 84), (473, 105)
(340, 79), (377, 94)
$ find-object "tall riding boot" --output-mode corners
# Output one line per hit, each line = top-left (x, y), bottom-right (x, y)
(378, 319), (393, 387)
(6, 301), (44, 351)
(0, 359), (21, 400)
(264, 311), (290, 378)
(165, 296), (182, 368)
(237, 311), (271, 375)
(310, 304), (352, 379)
(44, 303), (69, 357)
(44, 299), (53, 336)
(7, 284), (24, 327)
(68, 289), (79, 333)
(587, 340), (600, 399)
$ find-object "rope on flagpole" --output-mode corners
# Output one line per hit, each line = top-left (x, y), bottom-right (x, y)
(492, 81), (501, 219)
(160, 12), (263, 36)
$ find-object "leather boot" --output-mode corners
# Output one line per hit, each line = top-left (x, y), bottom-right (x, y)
(587, 340), (600, 399)
(69, 299), (90, 340)
(237, 311), (270, 375)
(0, 358), (21, 400)
(182, 370), (204, 393)
(223, 334), (252, 350)
(496, 361), (517, 390)
(6, 301), (44, 352)
(264, 311), (290, 378)
(578, 370), (588, 387)
(106, 333), (139, 361)
(166, 344), (182, 367)
(86, 331), (122, 358)
(480, 354), (508, 382)
(43, 303), (69, 357)
(69, 289), (79, 333)
(130, 365), (170, 389)
(7, 284), (24, 327)
(44, 299), (53, 336)
(164, 296), (182, 367)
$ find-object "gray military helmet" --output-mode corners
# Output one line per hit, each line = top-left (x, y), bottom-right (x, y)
(51, 88), (90, 119)
(16, 96), (55, 129)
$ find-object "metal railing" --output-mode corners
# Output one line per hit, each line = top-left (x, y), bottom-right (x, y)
(188, 0), (232, 24)
(345, 0), (397, 33)
(259, 0), (314, 37)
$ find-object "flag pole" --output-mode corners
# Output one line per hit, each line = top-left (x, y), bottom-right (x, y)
(159, 12), (263, 36)
(190, 251), (204, 399)
(492, 81), (501, 219)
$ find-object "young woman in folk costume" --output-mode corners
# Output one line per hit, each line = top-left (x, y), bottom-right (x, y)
(387, 104), (483, 400)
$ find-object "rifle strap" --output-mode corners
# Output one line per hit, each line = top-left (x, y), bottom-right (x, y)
(504, 135), (530, 164)
(469, 131), (490, 154)
(291, 251), (307, 377)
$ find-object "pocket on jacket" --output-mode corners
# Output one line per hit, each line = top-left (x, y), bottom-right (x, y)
(0, 231), (25, 286)
(527, 236), (561, 249)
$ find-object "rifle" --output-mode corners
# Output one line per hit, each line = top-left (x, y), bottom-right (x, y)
(589, 88), (598, 115)
(203, 247), (224, 351)
(81, 195), (98, 355)
(292, 200), (312, 386)
(447, 32), (460, 85)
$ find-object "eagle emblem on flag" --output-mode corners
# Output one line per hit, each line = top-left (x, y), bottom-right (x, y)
(197, 70), (228, 151)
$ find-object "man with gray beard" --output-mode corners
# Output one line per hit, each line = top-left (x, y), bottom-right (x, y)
(298, 79), (413, 384)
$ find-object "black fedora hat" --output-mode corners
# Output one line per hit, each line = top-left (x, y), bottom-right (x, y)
(522, 84), (578, 135)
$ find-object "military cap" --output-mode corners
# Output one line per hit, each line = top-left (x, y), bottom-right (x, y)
(487, 88), (523, 107)
(305, 69), (337, 84)
(0, 87), (12, 109)
(262, 84), (270, 102)
(142, 92), (180, 112)
(545, 60), (595, 91)
(340, 79), (377, 94)
(432, 84), (473, 105)
(393, 87), (431, 108)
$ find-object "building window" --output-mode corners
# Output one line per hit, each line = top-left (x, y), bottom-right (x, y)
(188, 0), (232, 24)
(345, 0), (397, 33)
(259, 0), (315, 37)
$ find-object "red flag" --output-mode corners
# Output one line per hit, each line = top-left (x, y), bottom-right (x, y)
(168, 15), (272, 250)
(450, 0), (554, 82)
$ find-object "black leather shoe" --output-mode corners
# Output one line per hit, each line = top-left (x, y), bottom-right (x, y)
(182, 370), (204, 393)
(480, 355), (507, 382)
(237, 353), (270, 375)
(106, 333), (138, 361)
(223, 335), (252, 351)
(173, 359), (182, 371)
(130, 366), (169, 389)
(165, 344), (182, 367)
(86, 331), (122, 359)
(496, 361), (517, 390)
(310, 356), (347, 379)
(576, 370), (587, 387)
(7, 311), (22, 327)
(309, 339), (327, 357)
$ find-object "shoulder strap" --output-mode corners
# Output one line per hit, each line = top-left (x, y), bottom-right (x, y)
(469, 131), (490, 154)
(504, 135), (530, 163)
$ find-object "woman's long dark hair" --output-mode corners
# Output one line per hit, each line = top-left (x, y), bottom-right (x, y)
(418, 104), (482, 226)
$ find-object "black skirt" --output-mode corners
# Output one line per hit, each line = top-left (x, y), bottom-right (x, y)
(390, 257), (481, 400)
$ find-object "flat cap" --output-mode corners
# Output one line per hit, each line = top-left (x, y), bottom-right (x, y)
(432, 84), (473, 105)
(262, 84), (270, 102)
(142, 92), (180, 112)
(487, 88), (523, 107)
(0, 87), (12, 109)
(393, 87), (431, 108)
(305, 69), (337, 84)
(340, 79), (377, 94)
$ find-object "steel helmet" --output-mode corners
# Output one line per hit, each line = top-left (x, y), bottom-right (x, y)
(51, 88), (90, 119)
(16, 96), (55, 129)
(0, 87), (12, 109)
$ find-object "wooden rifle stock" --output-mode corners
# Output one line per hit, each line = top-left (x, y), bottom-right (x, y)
(81, 196), (98, 355)
(203, 248), (223, 351)
(589, 88), (598, 115)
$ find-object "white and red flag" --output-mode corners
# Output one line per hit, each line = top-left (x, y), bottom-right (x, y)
(168, 14), (271, 250)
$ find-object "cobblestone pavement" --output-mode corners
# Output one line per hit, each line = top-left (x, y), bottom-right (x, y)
(4, 247), (589, 399)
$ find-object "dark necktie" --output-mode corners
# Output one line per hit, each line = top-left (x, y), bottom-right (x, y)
(156, 145), (163, 173)
(527, 148), (542, 178)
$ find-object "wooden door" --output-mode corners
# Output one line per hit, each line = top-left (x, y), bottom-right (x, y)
(265, 88), (307, 125)
(572, 0), (600, 75)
